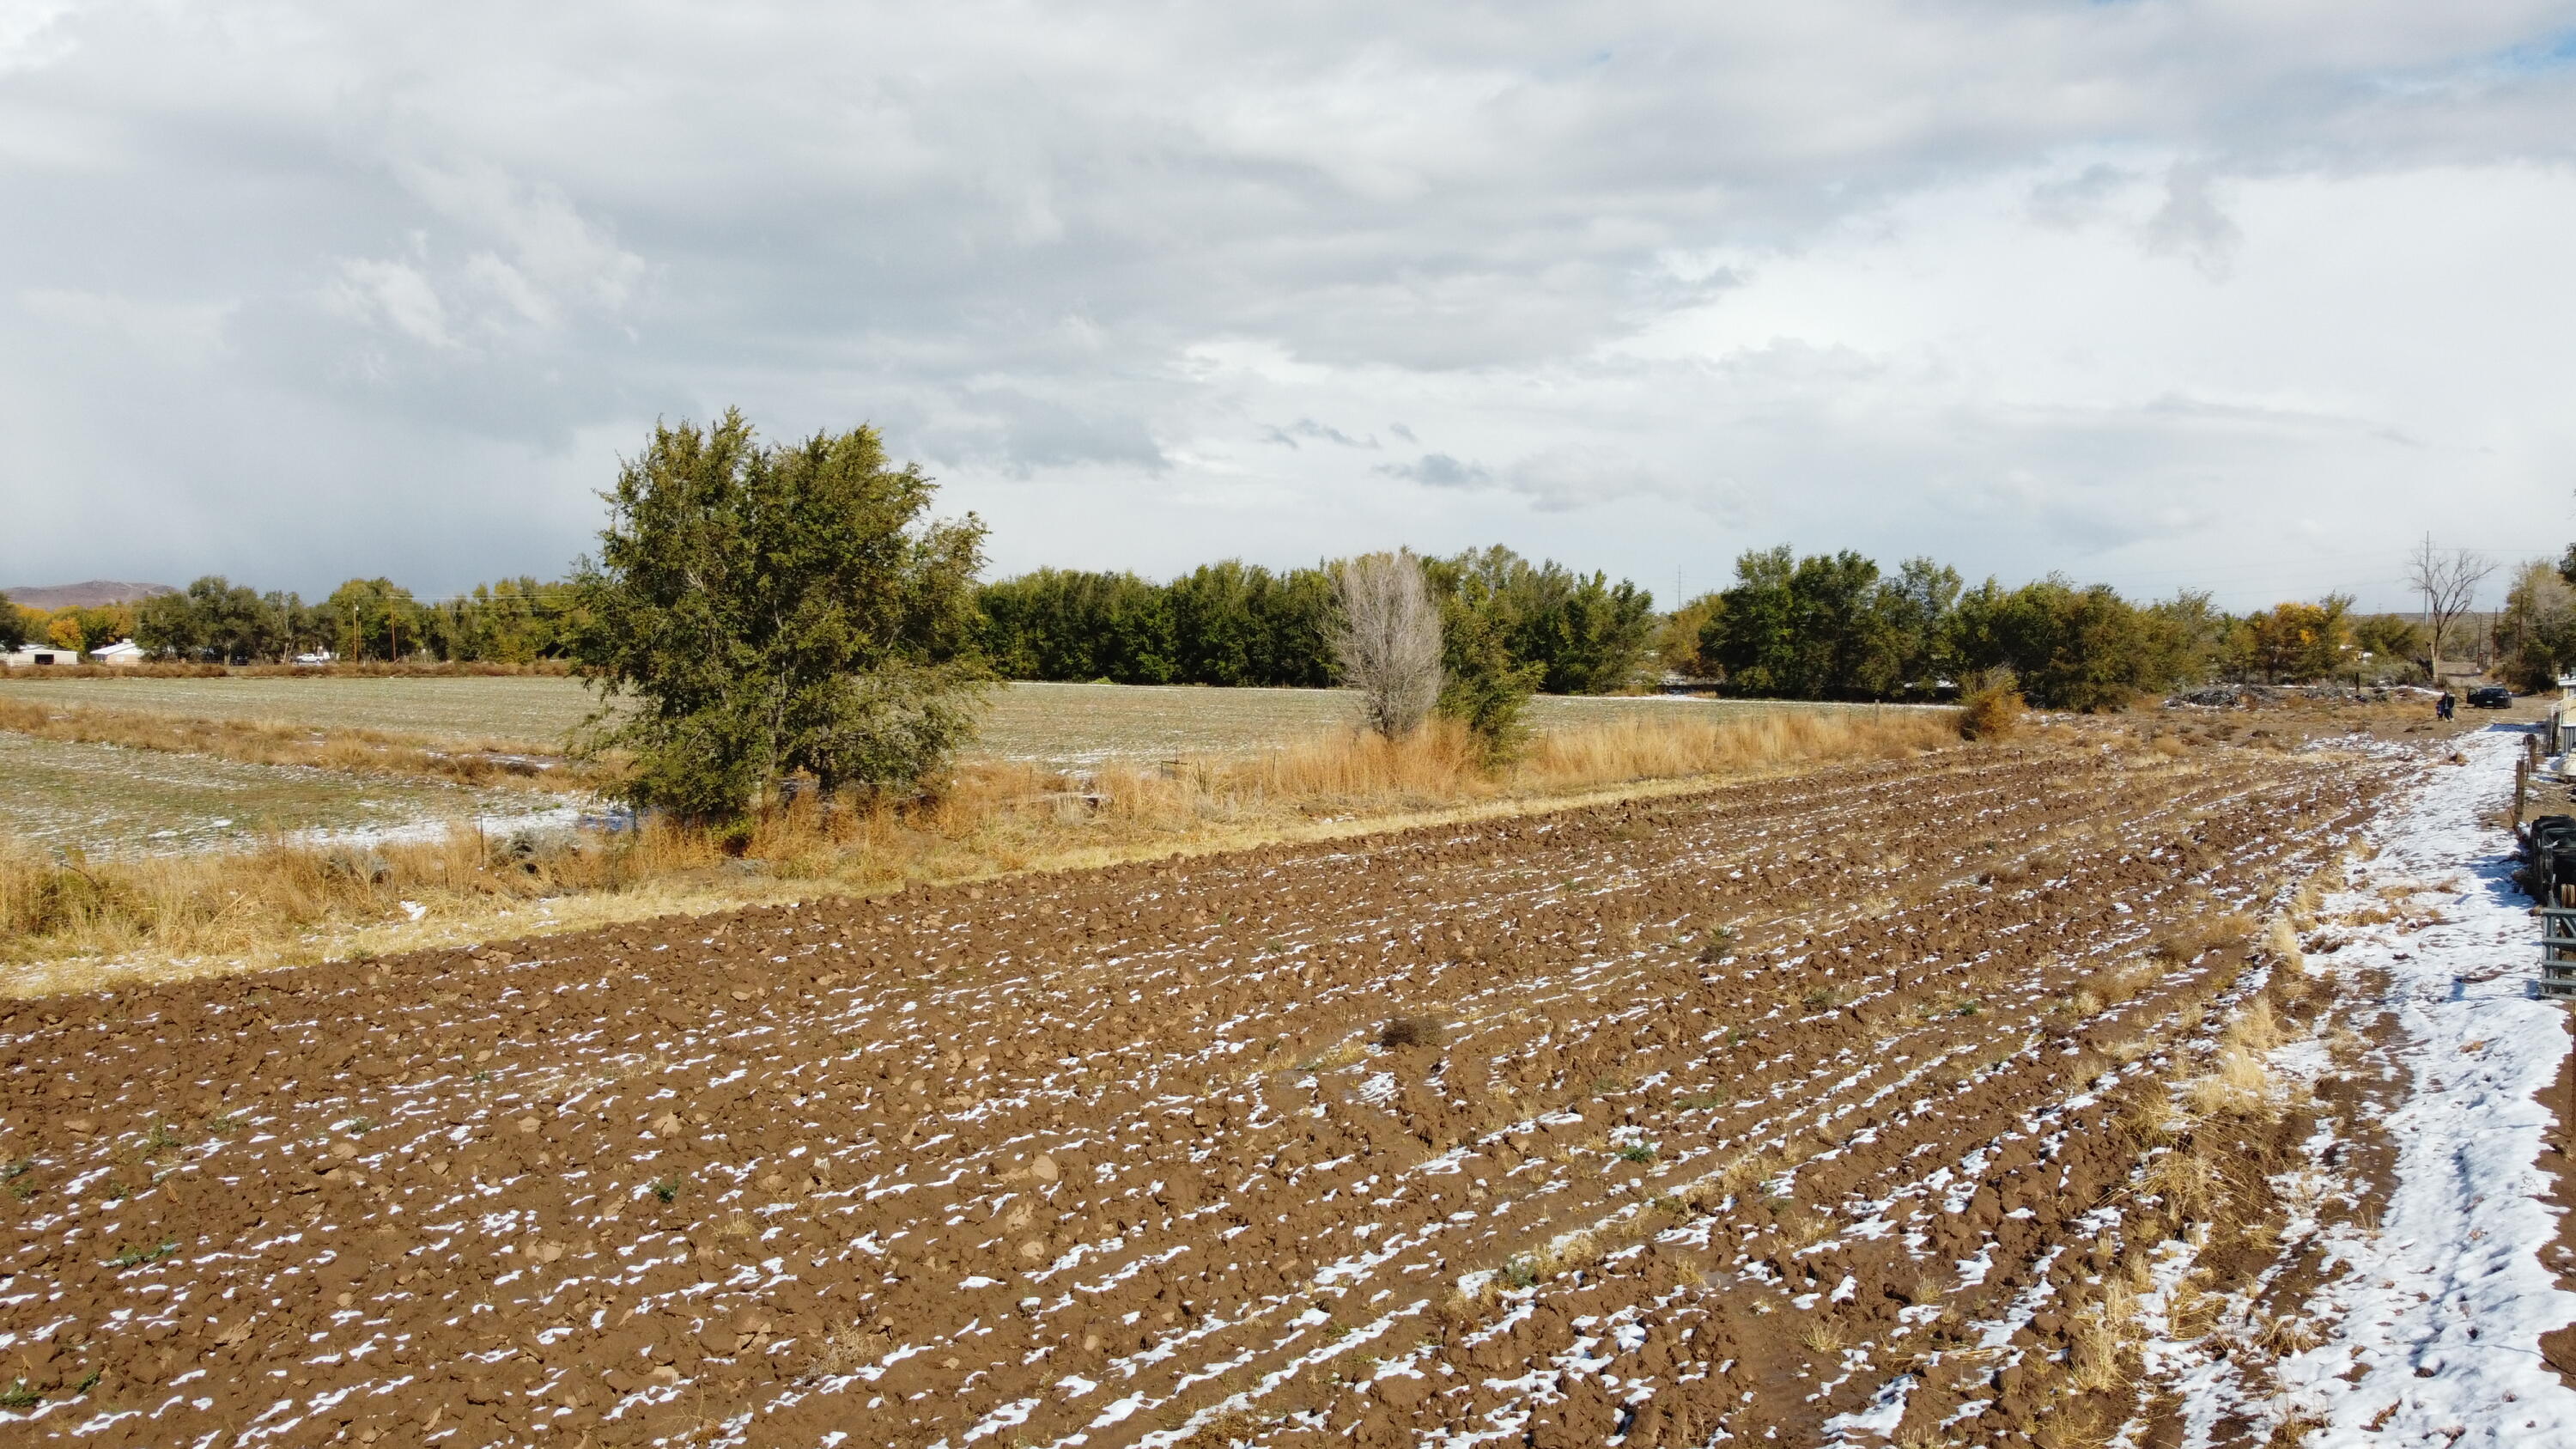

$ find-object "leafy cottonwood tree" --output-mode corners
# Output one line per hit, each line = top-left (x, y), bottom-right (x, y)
(140, 577), (307, 662)
(1947, 576), (2166, 711)
(1417, 551), (1548, 758)
(570, 410), (988, 820)
(1698, 546), (1953, 699)
(2496, 561), (2576, 691)
(2229, 596), (2354, 683)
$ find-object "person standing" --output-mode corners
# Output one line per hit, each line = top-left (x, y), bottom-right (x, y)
(2438, 690), (2455, 721)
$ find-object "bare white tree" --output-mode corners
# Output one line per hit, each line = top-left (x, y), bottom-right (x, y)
(1333, 550), (1443, 740)
(2405, 533), (2498, 670)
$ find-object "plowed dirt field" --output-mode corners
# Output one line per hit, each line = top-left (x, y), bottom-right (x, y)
(0, 735), (2405, 1446)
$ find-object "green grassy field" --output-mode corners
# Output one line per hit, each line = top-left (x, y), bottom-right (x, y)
(0, 675), (1899, 764)
(0, 732), (569, 858)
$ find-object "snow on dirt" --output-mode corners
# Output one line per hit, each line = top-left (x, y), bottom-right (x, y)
(2264, 724), (2576, 1445)
(0, 728), (2495, 1446)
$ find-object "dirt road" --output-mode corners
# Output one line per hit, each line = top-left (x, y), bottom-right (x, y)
(0, 733), (2399, 1446)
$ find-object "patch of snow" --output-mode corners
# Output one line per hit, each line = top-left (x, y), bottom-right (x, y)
(2269, 727), (2576, 1445)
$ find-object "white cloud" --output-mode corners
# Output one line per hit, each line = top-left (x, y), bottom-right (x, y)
(396, 161), (645, 316)
(0, 0), (79, 75)
(323, 257), (453, 350)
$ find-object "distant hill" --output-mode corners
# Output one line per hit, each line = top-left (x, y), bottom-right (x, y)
(4, 581), (179, 610)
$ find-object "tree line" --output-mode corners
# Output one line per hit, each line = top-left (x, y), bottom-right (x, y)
(973, 546), (1656, 696)
(0, 576), (594, 665)
(76, 545), (1660, 693)
(1661, 545), (2438, 710)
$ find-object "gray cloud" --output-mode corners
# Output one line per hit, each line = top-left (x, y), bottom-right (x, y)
(2141, 163), (2245, 278)
(3, 2), (2572, 601)
(1377, 454), (1491, 488)
(1261, 418), (1380, 449)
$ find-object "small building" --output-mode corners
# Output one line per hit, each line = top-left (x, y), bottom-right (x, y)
(1, 645), (70, 668)
(90, 640), (144, 667)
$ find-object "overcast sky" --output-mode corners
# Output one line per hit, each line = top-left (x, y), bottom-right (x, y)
(4, 2), (2569, 611)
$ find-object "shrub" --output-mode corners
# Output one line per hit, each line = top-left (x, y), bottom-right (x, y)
(1958, 667), (2025, 741)
(1375, 1015), (1437, 1050)
(569, 410), (988, 822)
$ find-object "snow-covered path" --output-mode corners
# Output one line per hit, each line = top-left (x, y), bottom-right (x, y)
(2280, 724), (2576, 1446)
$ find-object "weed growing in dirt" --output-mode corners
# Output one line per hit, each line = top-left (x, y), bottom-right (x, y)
(1673, 1092), (1728, 1111)
(1502, 1256), (1541, 1289)
(137, 1122), (180, 1158)
(110, 1239), (178, 1268)
(1798, 1320), (1848, 1354)
(1616, 1143), (1657, 1164)
(1693, 924), (1736, 963)
(650, 1175), (684, 1203)
(1297, 1039), (1365, 1072)
(2, 1160), (31, 1201)
(1779, 1212), (1834, 1249)
(0, 1379), (39, 1409)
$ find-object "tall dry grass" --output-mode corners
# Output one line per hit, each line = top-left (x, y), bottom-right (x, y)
(1, 705), (1958, 994)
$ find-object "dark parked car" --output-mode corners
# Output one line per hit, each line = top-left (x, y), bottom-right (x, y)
(2468, 685), (2513, 709)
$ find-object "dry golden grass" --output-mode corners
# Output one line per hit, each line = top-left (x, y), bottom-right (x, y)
(1, 706), (1959, 995)
(2264, 915), (2308, 971)
(2224, 996), (2287, 1055)
(0, 696), (594, 793)
(2182, 1049), (2275, 1120)
(2066, 1279), (2139, 1393)
(2150, 911), (2257, 964)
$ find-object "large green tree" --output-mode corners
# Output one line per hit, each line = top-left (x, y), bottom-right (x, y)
(1947, 575), (2167, 711)
(570, 410), (987, 819)
(978, 569), (1176, 682)
(322, 578), (429, 661)
(139, 576), (310, 662)
(1702, 546), (1928, 699)
(1421, 551), (1545, 759)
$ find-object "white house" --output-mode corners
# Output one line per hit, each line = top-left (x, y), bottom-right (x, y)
(1, 644), (72, 668)
(90, 640), (145, 667)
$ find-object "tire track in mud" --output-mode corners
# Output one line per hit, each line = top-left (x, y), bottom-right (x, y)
(0, 739), (2400, 1447)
